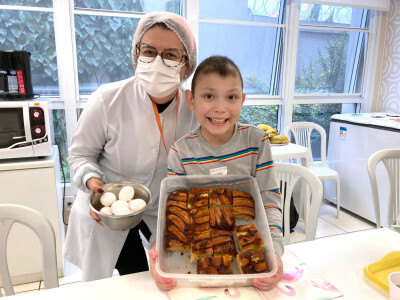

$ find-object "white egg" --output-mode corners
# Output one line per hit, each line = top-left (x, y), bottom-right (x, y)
(112, 205), (132, 215)
(119, 186), (135, 201)
(100, 192), (117, 207)
(100, 206), (113, 215)
(129, 198), (146, 213)
(111, 200), (129, 215)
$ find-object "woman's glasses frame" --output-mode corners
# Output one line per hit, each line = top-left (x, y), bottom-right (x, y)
(135, 43), (187, 68)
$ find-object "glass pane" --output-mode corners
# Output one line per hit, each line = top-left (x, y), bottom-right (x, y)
(51, 109), (70, 183)
(292, 103), (345, 160)
(74, 0), (180, 14)
(199, 22), (283, 95)
(200, 0), (282, 24)
(295, 29), (366, 94)
(0, 0), (52, 7)
(239, 105), (278, 129)
(75, 15), (139, 94)
(300, 3), (368, 29)
(0, 10), (59, 96)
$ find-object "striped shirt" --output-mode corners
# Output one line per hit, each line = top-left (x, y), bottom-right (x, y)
(167, 123), (284, 257)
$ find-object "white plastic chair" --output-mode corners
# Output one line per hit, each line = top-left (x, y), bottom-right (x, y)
(367, 149), (400, 228)
(275, 162), (323, 245)
(284, 121), (341, 217)
(0, 204), (58, 297)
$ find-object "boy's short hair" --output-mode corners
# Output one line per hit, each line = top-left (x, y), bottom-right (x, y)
(191, 56), (243, 94)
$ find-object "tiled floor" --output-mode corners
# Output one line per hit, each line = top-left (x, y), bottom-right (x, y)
(5, 200), (376, 296)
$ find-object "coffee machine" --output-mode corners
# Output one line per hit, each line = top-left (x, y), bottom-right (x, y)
(0, 50), (34, 100)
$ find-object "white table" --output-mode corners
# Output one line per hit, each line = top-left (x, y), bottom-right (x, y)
(285, 227), (399, 299)
(271, 143), (309, 167)
(9, 228), (398, 299)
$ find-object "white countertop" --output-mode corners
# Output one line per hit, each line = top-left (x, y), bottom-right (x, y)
(9, 228), (398, 299)
(0, 145), (58, 170)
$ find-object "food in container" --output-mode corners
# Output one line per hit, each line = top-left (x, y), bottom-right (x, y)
(119, 186), (135, 201)
(100, 192), (117, 207)
(156, 175), (277, 287)
(90, 181), (152, 231)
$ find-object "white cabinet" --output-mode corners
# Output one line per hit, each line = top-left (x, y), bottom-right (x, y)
(0, 146), (64, 285)
(326, 115), (400, 225)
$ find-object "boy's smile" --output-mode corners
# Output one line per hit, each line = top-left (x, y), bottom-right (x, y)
(185, 73), (245, 146)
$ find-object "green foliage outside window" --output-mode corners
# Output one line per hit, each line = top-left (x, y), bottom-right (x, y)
(239, 105), (278, 128)
(295, 32), (348, 94)
(0, 10), (58, 93)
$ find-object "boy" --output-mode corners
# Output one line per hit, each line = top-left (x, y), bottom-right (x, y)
(167, 56), (283, 290)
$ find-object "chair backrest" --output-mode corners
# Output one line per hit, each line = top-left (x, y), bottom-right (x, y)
(0, 204), (58, 297)
(367, 149), (400, 228)
(275, 162), (323, 245)
(284, 122), (327, 166)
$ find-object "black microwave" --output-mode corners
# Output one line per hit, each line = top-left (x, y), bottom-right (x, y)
(0, 101), (52, 159)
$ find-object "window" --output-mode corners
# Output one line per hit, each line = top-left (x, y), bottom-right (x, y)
(295, 4), (369, 95)
(198, 0), (284, 131)
(0, 0), (386, 195)
(0, 4), (58, 96)
(73, 1), (180, 95)
(74, 15), (138, 94)
(292, 2), (371, 154)
(199, 0), (284, 96)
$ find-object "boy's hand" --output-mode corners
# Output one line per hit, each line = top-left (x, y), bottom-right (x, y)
(149, 243), (177, 290)
(252, 253), (283, 290)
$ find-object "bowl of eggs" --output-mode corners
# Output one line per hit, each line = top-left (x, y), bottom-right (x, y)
(89, 181), (152, 231)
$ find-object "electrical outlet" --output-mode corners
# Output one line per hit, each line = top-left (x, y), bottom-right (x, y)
(64, 195), (74, 211)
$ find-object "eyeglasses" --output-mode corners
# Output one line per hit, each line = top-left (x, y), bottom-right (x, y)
(136, 43), (187, 68)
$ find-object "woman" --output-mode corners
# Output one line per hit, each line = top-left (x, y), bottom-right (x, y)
(63, 11), (198, 282)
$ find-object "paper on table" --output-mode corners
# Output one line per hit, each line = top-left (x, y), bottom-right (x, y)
(167, 250), (343, 299)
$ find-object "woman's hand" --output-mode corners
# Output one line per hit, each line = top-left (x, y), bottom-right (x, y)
(86, 177), (105, 194)
(87, 177), (104, 224)
(252, 253), (283, 290)
(149, 243), (177, 290)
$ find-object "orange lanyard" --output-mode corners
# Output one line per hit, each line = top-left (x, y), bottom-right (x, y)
(151, 90), (179, 153)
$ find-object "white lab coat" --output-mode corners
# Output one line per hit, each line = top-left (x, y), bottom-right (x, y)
(63, 76), (197, 281)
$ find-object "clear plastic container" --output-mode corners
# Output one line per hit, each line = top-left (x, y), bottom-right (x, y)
(156, 175), (278, 287)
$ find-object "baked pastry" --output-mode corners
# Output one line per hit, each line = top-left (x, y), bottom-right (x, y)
(209, 207), (235, 230)
(164, 187), (268, 275)
(197, 255), (234, 274)
(190, 228), (213, 264)
(188, 188), (209, 209)
(234, 223), (265, 254)
(209, 188), (232, 207)
(232, 190), (255, 221)
(236, 252), (268, 274)
(165, 190), (191, 252)
(211, 229), (236, 256)
(167, 189), (188, 202)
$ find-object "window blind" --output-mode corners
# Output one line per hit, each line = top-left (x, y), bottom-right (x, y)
(303, 0), (390, 11)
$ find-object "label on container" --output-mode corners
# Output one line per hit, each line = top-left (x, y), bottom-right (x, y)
(339, 126), (347, 141)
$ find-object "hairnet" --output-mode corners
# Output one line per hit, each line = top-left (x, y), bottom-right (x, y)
(131, 12), (197, 78)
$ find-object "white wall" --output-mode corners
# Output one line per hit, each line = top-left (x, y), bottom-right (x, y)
(378, 0), (400, 113)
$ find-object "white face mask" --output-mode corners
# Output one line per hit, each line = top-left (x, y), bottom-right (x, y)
(135, 56), (184, 98)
